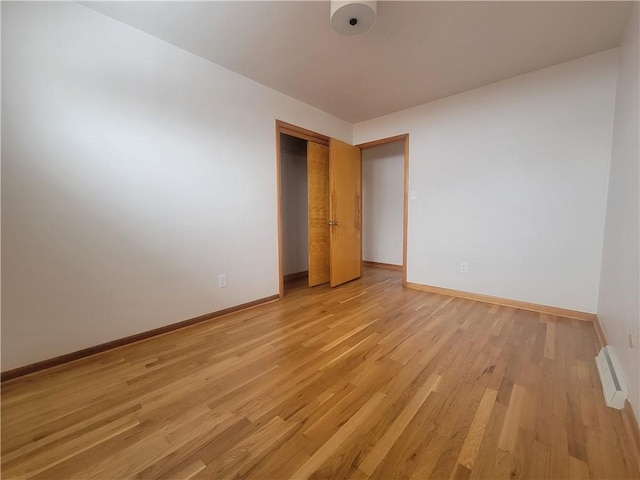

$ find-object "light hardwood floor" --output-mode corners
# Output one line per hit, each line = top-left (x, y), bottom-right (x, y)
(2, 267), (638, 479)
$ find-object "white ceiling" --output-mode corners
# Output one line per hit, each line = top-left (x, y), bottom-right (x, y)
(84, 1), (632, 123)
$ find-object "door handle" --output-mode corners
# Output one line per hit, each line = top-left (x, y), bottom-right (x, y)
(327, 221), (339, 226)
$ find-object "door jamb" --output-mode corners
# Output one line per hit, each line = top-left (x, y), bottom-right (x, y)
(275, 120), (330, 298)
(356, 134), (410, 287)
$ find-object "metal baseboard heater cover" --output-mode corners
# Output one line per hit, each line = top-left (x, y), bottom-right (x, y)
(595, 346), (628, 410)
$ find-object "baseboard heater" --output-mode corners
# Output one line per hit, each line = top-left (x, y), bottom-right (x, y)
(595, 346), (628, 409)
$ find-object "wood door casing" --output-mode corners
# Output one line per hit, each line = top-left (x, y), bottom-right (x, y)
(329, 138), (362, 287)
(307, 142), (330, 286)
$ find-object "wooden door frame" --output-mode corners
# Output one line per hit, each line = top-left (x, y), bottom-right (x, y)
(356, 134), (410, 287)
(275, 120), (329, 298)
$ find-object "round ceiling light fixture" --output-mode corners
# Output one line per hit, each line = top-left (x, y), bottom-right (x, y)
(330, 1), (377, 36)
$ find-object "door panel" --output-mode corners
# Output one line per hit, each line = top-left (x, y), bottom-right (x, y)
(307, 142), (330, 286)
(329, 139), (362, 287)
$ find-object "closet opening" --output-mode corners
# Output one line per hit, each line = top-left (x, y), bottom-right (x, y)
(279, 133), (310, 294)
(276, 120), (372, 298)
(276, 121), (331, 298)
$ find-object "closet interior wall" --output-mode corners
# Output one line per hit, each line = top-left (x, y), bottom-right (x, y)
(279, 134), (309, 278)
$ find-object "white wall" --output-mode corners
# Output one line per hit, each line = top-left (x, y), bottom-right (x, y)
(1, 2), (351, 370)
(598, 5), (640, 424)
(0, 1), (631, 379)
(280, 135), (308, 276)
(362, 142), (404, 265)
(354, 50), (618, 313)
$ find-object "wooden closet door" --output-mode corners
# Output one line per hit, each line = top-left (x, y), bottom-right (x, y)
(328, 138), (362, 287)
(307, 142), (330, 286)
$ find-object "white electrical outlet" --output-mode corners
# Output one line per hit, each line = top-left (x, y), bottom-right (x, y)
(410, 190), (418, 200)
(460, 262), (468, 273)
(218, 274), (227, 288)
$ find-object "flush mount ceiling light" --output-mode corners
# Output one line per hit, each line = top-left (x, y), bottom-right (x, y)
(330, 1), (377, 36)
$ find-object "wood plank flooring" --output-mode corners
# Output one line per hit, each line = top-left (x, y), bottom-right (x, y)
(2, 267), (638, 479)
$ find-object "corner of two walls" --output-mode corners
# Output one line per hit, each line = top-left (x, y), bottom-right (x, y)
(597, 3), (640, 424)
(354, 48), (620, 315)
(354, 38), (638, 421)
(0, 1), (351, 371)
